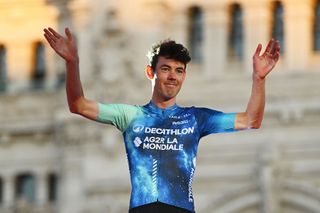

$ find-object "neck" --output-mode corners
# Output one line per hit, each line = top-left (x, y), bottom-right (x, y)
(151, 96), (176, 109)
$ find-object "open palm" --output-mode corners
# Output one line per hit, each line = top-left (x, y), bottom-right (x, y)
(253, 39), (280, 79)
(44, 27), (78, 62)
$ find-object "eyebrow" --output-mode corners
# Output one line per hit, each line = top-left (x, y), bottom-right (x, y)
(160, 64), (185, 70)
(160, 64), (171, 68)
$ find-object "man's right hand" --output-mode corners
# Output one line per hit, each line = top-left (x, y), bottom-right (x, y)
(43, 27), (78, 62)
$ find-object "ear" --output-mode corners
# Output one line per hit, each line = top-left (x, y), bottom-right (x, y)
(145, 65), (155, 80)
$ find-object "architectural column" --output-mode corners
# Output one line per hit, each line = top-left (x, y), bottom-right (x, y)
(283, 0), (313, 72)
(243, 1), (271, 74)
(48, 1), (73, 86)
(3, 173), (15, 208)
(258, 143), (281, 213)
(203, 4), (229, 78)
(36, 172), (48, 206)
(43, 7), (60, 88)
(58, 119), (85, 213)
(68, 0), (93, 82)
(7, 42), (31, 83)
(59, 160), (84, 213)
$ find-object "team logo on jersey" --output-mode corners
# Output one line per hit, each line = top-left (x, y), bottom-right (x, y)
(133, 125), (144, 133)
(133, 137), (143, 147)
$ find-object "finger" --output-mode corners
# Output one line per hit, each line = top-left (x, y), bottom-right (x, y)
(269, 40), (277, 55)
(65, 27), (73, 40)
(267, 40), (280, 59)
(44, 28), (57, 42)
(273, 40), (280, 55)
(48, 27), (61, 39)
(44, 33), (55, 46)
(43, 33), (49, 44)
(264, 38), (274, 54)
(43, 28), (51, 36)
(273, 52), (280, 63)
(44, 34), (56, 49)
(254, 43), (262, 57)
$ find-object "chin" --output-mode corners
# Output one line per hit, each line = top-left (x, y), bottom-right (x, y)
(166, 95), (178, 100)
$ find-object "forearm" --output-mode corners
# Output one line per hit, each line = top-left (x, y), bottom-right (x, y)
(65, 57), (85, 113)
(245, 75), (266, 128)
(235, 39), (279, 130)
(44, 27), (99, 118)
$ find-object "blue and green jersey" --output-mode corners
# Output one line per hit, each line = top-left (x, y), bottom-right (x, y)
(98, 101), (237, 212)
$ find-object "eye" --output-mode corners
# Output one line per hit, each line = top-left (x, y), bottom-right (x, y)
(176, 69), (185, 75)
(161, 67), (170, 72)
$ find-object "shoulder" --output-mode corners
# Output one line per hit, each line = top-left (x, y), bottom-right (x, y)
(97, 103), (145, 132)
(99, 103), (142, 114)
(97, 103), (144, 122)
(186, 106), (222, 115)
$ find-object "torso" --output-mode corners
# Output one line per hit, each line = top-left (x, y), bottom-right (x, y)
(123, 102), (200, 212)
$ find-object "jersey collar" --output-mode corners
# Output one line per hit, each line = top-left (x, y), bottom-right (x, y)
(145, 101), (179, 116)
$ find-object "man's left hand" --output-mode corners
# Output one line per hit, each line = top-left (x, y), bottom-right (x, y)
(253, 39), (280, 79)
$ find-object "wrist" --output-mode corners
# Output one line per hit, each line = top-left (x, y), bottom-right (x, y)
(66, 56), (79, 64)
(252, 72), (265, 82)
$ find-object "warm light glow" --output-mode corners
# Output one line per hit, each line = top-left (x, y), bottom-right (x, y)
(0, 0), (58, 81)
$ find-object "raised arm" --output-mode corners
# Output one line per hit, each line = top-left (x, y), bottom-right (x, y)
(235, 39), (280, 130)
(43, 27), (98, 120)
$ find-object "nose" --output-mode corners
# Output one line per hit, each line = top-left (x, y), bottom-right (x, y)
(167, 70), (177, 80)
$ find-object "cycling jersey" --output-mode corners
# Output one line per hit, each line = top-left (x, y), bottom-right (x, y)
(97, 101), (237, 212)
(129, 201), (193, 213)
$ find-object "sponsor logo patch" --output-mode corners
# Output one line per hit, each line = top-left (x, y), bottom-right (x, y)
(133, 125), (144, 133)
(133, 137), (143, 147)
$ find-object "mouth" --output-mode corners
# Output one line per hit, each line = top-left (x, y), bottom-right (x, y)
(164, 83), (177, 88)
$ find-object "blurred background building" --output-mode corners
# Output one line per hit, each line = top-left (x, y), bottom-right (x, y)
(0, 0), (319, 212)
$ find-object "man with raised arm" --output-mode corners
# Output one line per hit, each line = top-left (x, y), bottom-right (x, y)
(44, 27), (280, 213)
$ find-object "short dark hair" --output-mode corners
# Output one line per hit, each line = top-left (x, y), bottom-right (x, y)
(147, 39), (191, 70)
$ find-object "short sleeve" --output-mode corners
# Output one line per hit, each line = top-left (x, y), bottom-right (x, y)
(194, 107), (237, 138)
(97, 103), (143, 132)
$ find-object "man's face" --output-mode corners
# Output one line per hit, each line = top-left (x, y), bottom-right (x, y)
(152, 56), (186, 101)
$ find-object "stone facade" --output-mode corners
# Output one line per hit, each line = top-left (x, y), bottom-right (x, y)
(0, 0), (320, 213)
